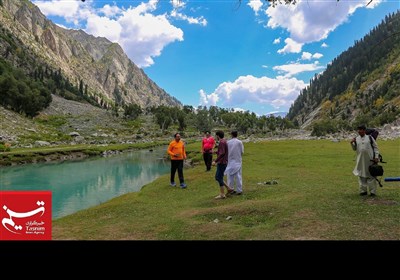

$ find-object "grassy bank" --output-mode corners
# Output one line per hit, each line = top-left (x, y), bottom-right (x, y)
(0, 141), (169, 166)
(52, 139), (400, 240)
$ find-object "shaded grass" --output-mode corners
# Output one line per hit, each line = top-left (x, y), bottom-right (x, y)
(52, 139), (400, 240)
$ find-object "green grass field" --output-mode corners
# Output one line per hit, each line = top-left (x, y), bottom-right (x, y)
(52, 139), (400, 240)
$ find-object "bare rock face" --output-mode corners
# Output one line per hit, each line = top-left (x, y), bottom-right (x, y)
(41, 28), (58, 54)
(0, 0), (181, 109)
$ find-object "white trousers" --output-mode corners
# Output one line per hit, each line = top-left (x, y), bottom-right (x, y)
(227, 168), (242, 193)
(358, 176), (377, 194)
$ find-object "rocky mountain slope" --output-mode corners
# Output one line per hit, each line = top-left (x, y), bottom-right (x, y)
(0, 94), (161, 147)
(0, 0), (181, 109)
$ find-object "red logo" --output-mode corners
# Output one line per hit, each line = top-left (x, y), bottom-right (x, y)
(0, 191), (52, 240)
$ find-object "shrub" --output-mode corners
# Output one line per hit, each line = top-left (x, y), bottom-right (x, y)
(0, 142), (11, 152)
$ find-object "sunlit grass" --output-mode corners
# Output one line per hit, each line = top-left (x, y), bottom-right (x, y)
(52, 139), (400, 240)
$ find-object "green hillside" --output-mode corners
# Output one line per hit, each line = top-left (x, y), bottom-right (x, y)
(287, 10), (400, 133)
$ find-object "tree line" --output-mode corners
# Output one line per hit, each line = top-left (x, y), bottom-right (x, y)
(140, 105), (296, 136)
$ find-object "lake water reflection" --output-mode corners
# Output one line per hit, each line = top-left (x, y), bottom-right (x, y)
(0, 146), (170, 219)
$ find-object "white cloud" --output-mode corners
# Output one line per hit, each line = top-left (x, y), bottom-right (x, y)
(35, 0), (184, 68)
(171, 0), (186, 9)
(99, 4), (122, 18)
(86, 15), (122, 43)
(301, 52), (323, 60)
(170, 10), (207, 26)
(199, 89), (219, 106)
(247, 0), (264, 15)
(301, 52), (312, 60)
(273, 37), (281, 44)
(169, 0), (207, 25)
(116, 4), (184, 67)
(231, 107), (247, 113)
(34, 0), (80, 19)
(273, 61), (325, 78)
(312, 52), (323, 59)
(266, 0), (376, 53)
(366, 0), (382, 9)
(199, 75), (307, 111)
(321, 42), (328, 48)
(277, 38), (303, 54)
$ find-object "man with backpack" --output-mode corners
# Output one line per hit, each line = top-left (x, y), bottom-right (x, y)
(350, 125), (380, 197)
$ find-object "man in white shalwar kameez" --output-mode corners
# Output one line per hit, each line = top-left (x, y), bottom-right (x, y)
(350, 125), (380, 196)
(225, 131), (244, 195)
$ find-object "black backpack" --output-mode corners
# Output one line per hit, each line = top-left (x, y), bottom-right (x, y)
(366, 128), (379, 141)
(366, 128), (383, 161)
(367, 131), (385, 187)
(368, 133), (385, 163)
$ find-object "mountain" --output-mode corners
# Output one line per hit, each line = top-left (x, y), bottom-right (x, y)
(287, 10), (400, 131)
(0, 0), (181, 109)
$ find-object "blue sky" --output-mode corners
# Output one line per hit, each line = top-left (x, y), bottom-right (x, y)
(32, 0), (400, 116)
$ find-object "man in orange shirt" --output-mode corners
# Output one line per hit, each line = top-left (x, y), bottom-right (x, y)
(167, 133), (187, 188)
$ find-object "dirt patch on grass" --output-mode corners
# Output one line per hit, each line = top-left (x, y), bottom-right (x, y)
(273, 208), (333, 240)
(366, 199), (399, 206)
(169, 200), (277, 239)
